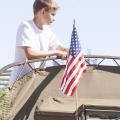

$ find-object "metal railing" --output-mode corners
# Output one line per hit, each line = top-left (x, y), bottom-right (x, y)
(0, 55), (120, 88)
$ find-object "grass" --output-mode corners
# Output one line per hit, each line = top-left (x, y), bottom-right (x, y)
(0, 88), (5, 120)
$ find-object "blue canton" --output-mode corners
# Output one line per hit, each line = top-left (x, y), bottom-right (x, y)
(69, 25), (81, 57)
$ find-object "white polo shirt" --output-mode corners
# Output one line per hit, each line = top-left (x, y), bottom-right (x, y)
(10, 20), (63, 83)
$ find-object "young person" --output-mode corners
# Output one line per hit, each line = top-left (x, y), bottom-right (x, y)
(10, 0), (68, 83)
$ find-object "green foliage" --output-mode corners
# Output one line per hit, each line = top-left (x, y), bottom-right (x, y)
(0, 88), (5, 120)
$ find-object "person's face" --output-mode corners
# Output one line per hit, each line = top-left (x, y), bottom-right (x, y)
(42, 8), (57, 25)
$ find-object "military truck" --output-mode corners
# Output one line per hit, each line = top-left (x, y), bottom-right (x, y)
(0, 55), (120, 120)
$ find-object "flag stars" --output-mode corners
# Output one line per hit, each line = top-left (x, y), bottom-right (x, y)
(69, 26), (82, 57)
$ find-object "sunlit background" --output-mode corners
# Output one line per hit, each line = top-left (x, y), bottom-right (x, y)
(0, 0), (120, 68)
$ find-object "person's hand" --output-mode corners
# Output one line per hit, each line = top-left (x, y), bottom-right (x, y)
(56, 50), (68, 60)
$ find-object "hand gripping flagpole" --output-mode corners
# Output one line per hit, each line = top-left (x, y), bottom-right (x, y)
(73, 19), (79, 120)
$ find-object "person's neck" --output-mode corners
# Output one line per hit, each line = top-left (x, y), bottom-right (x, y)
(33, 17), (43, 30)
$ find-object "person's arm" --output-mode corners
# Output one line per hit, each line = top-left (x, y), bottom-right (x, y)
(48, 30), (69, 53)
(21, 46), (67, 60)
(56, 45), (69, 52)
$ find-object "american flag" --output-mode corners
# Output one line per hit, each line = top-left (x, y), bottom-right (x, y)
(60, 22), (87, 96)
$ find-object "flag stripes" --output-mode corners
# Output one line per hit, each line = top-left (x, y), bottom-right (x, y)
(60, 52), (87, 96)
(60, 22), (87, 96)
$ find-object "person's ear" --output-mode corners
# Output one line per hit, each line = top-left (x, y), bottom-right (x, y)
(41, 8), (45, 14)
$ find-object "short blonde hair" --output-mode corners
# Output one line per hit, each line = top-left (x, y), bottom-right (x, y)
(33, 0), (60, 14)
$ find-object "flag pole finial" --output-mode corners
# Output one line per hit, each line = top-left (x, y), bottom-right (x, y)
(73, 19), (75, 26)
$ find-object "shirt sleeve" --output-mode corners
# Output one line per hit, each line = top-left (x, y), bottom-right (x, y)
(48, 30), (64, 50)
(16, 22), (33, 47)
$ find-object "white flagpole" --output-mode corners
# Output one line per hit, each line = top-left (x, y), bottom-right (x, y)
(73, 19), (79, 120)
(75, 90), (79, 120)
